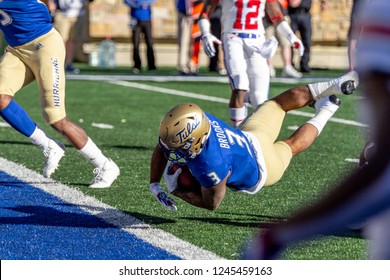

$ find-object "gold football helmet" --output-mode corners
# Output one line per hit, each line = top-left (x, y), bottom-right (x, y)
(159, 103), (211, 164)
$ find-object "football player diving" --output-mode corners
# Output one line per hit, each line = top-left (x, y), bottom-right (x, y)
(149, 71), (358, 211)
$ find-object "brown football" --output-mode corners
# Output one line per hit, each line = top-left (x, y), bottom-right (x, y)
(169, 164), (201, 190)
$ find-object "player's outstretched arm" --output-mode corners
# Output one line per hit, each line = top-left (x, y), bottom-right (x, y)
(150, 145), (167, 184)
(149, 145), (177, 210)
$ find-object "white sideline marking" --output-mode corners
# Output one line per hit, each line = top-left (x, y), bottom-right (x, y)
(0, 157), (223, 260)
(107, 80), (368, 128)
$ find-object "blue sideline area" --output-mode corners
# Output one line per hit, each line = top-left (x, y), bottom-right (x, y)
(0, 171), (180, 260)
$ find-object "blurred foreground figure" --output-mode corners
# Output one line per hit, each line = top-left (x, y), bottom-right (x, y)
(244, 0), (390, 260)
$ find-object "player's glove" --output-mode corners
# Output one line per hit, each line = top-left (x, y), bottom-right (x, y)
(276, 21), (305, 56)
(163, 162), (182, 193)
(150, 182), (177, 211)
(199, 18), (222, 57)
(287, 33), (304, 57)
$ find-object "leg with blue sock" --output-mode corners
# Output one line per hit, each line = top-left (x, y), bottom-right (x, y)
(0, 99), (65, 178)
(0, 99), (36, 137)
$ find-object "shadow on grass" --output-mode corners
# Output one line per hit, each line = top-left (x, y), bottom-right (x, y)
(0, 140), (34, 146)
(181, 215), (284, 229)
(0, 204), (117, 228)
(180, 213), (364, 240)
(104, 144), (153, 151)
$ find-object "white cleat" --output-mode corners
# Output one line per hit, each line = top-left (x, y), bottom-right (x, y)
(327, 70), (359, 95)
(89, 159), (120, 189)
(326, 71), (359, 95)
(309, 70), (359, 100)
(43, 139), (65, 178)
(282, 65), (302, 78)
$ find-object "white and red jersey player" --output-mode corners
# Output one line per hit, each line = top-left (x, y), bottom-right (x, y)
(199, 0), (303, 127)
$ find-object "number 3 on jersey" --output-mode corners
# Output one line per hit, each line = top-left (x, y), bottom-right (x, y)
(233, 0), (262, 30)
(207, 172), (221, 185)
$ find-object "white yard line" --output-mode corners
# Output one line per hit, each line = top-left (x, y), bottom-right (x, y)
(0, 157), (223, 260)
(106, 80), (368, 128)
(67, 73), (330, 84)
(345, 158), (360, 163)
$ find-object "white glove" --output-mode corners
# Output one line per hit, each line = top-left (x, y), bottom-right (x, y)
(199, 18), (222, 57)
(276, 21), (305, 57)
(287, 33), (304, 57)
(150, 182), (177, 211)
(201, 32), (222, 57)
(163, 162), (182, 193)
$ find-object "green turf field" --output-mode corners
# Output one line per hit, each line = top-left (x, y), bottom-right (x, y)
(0, 66), (367, 259)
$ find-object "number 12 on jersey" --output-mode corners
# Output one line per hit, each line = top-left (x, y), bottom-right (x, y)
(233, 0), (263, 30)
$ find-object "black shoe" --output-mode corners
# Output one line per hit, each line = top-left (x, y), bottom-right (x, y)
(178, 70), (189, 76)
(301, 66), (311, 73)
(329, 94), (341, 105)
(340, 80), (356, 95)
(310, 94), (341, 109)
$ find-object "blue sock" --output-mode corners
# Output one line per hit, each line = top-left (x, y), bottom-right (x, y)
(0, 100), (37, 137)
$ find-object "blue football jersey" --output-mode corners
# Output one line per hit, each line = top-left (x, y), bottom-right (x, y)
(0, 0), (52, 47)
(187, 113), (261, 191)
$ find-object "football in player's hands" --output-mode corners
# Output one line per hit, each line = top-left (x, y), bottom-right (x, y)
(169, 164), (201, 191)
